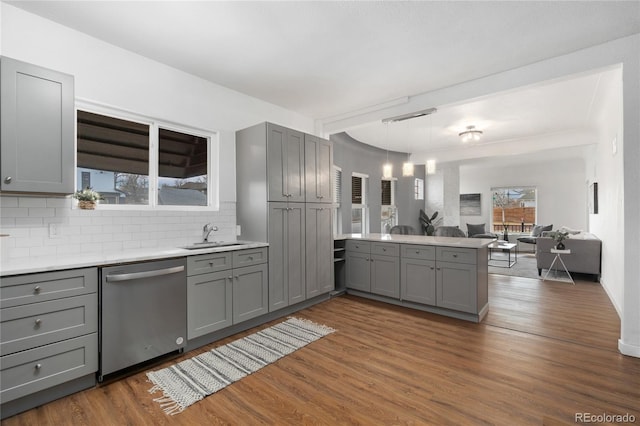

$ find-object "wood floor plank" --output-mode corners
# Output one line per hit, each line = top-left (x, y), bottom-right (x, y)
(2, 277), (637, 425)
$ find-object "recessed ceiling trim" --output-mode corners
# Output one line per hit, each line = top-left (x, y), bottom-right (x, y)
(382, 107), (438, 123)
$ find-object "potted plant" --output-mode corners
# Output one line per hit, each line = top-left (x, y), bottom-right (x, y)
(550, 229), (569, 250)
(73, 187), (102, 210)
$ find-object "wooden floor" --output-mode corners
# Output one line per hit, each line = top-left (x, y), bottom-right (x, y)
(3, 275), (639, 425)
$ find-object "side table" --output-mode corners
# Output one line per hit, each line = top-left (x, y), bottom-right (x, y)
(543, 248), (575, 284)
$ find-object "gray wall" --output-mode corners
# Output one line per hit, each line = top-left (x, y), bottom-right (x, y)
(331, 132), (424, 235)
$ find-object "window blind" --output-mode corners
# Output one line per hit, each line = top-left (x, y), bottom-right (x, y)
(334, 168), (342, 204)
(352, 176), (362, 205)
(381, 180), (392, 206)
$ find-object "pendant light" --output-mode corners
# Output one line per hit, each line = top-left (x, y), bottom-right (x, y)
(382, 122), (393, 178)
(402, 121), (414, 177)
(426, 113), (436, 175)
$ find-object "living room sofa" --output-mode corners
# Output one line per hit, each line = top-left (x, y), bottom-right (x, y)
(536, 234), (602, 281)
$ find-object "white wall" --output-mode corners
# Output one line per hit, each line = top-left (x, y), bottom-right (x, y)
(459, 158), (587, 234)
(0, 4), (315, 260)
(586, 67), (624, 315)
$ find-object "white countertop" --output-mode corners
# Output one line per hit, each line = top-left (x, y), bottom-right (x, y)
(0, 241), (269, 277)
(337, 233), (495, 248)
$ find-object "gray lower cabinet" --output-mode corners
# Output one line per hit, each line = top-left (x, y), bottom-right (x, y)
(345, 251), (371, 292)
(305, 204), (334, 298)
(187, 248), (269, 340)
(0, 56), (74, 194)
(346, 242), (487, 319)
(0, 268), (97, 415)
(268, 202), (306, 311)
(436, 261), (478, 313)
(232, 263), (268, 324)
(401, 258), (437, 305)
(345, 241), (400, 297)
(187, 270), (233, 339)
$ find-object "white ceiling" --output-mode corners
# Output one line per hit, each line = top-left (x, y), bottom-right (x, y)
(7, 1), (640, 163)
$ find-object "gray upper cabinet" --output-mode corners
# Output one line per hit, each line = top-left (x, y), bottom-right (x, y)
(267, 123), (305, 202)
(1, 57), (74, 194)
(305, 135), (332, 203)
(305, 204), (334, 298)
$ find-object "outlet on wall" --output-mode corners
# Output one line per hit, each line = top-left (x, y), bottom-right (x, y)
(49, 223), (60, 238)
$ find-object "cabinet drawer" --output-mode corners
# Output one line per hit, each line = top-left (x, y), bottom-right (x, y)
(187, 252), (232, 276)
(436, 247), (477, 265)
(401, 244), (436, 260)
(0, 294), (98, 356)
(345, 240), (371, 254)
(0, 268), (97, 309)
(232, 247), (268, 268)
(0, 333), (98, 404)
(371, 243), (399, 257)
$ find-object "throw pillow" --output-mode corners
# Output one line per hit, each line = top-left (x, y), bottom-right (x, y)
(467, 223), (486, 237)
(532, 224), (553, 237)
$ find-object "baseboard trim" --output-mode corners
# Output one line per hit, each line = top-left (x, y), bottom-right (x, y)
(618, 339), (640, 358)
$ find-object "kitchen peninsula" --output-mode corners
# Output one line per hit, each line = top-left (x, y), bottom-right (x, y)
(339, 233), (493, 323)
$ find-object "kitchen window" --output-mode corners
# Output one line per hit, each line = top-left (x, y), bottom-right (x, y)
(351, 173), (368, 234)
(333, 166), (342, 235)
(381, 179), (397, 233)
(76, 105), (218, 209)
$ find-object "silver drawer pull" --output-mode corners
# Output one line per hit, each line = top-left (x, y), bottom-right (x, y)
(416, 251), (420, 254)
(209, 262), (215, 266)
(35, 318), (42, 326)
(248, 256), (254, 261)
(430, 266), (435, 270)
(234, 276), (239, 279)
(228, 276), (233, 280)
(382, 248), (386, 251)
(4, 176), (12, 184)
(35, 363), (42, 370)
(34, 285), (41, 294)
(453, 254), (458, 258)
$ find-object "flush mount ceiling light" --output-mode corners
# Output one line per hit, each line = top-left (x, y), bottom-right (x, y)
(459, 125), (483, 143)
(382, 107), (438, 123)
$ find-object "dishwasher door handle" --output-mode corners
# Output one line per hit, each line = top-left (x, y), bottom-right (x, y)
(105, 265), (185, 282)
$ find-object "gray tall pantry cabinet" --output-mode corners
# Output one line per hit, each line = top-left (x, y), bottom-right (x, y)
(236, 123), (334, 312)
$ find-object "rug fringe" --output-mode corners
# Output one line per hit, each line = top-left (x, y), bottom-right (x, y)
(287, 316), (336, 333)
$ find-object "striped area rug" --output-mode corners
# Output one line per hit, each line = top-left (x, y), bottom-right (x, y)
(147, 317), (335, 415)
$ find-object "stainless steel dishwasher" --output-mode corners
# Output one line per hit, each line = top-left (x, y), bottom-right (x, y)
(99, 257), (187, 381)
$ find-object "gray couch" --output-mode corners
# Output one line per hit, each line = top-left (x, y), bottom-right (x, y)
(536, 234), (602, 281)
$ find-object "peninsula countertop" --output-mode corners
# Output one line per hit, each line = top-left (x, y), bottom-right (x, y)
(336, 233), (495, 248)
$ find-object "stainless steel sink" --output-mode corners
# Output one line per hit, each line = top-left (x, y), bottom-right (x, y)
(182, 242), (245, 250)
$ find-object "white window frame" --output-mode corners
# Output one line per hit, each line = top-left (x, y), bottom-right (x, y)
(75, 100), (219, 211)
(381, 178), (398, 233)
(352, 172), (369, 234)
(414, 178), (424, 200)
(333, 165), (342, 235)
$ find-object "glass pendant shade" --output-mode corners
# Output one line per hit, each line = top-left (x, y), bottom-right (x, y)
(426, 159), (437, 175)
(382, 163), (393, 179)
(402, 161), (414, 177)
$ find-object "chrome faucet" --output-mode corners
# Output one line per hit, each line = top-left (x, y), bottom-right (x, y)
(202, 223), (218, 242)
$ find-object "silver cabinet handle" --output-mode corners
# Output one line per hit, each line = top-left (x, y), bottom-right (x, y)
(33, 285), (41, 294)
(248, 256), (254, 261)
(430, 266), (435, 270)
(453, 254), (458, 258)
(35, 363), (42, 370)
(4, 176), (11, 184)
(382, 248), (387, 252)
(437, 267), (441, 270)
(234, 276), (239, 280)
(106, 265), (185, 282)
(35, 318), (42, 326)
(227, 276), (233, 280)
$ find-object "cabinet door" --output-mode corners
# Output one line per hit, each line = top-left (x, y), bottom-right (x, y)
(267, 124), (304, 202)
(287, 203), (306, 305)
(401, 258), (436, 305)
(268, 202), (288, 311)
(436, 261), (478, 313)
(1, 57), (74, 194)
(306, 204), (333, 298)
(305, 135), (332, 203)
(187, 271), (232, 339)
(370, 254), (400, 299)
(346, 251), (371, 292)
(233, 263), (268, 324)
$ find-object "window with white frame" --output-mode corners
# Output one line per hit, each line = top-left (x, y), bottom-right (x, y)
(332, 166), (342, 235)
(414, 178), (424, 200)
(76, 106), (217, 209)
(351, 173), (368, 234)
(381, 178), (397, 233)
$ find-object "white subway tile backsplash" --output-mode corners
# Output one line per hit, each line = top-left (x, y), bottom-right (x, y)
(18, 198), (47, 208)
(0, 196), (19, 208)
(1, 198), (237, 261)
